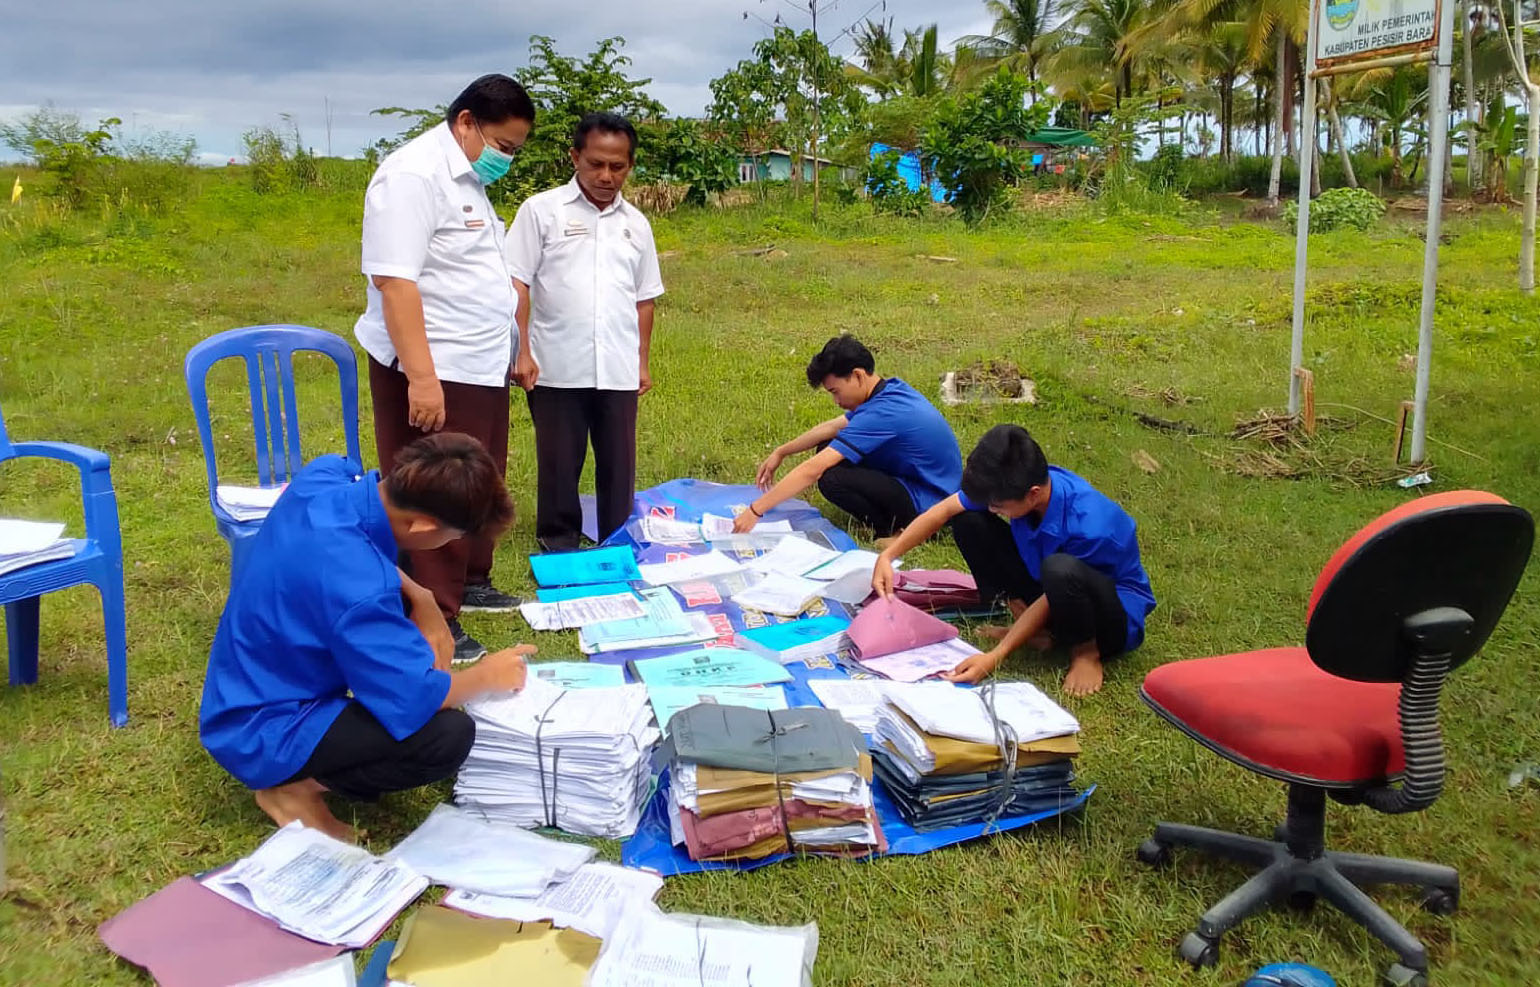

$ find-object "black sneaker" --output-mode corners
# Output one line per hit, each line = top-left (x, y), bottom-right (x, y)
(447, 618), (488, 664)
(461, 582), (522, 612)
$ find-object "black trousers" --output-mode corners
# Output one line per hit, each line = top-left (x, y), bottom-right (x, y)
(951, 509), (1130, 658)
(286, 702), (475, 802)
(526, 386), (638, 551)
(817, 461), (918, 536)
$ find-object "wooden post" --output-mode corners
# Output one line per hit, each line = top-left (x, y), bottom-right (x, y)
(1392, 400), (1415, 462)
(1293, 367), (1316, 436)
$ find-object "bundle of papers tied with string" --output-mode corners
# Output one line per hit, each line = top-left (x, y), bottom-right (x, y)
(658, 703), (885, 862)
(455, 678), (660, 839)
(871, 681), (1083, 831)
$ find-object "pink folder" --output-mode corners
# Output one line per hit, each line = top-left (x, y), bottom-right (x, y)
(99, 875), (344, 987)
(847, 596), (959, 659)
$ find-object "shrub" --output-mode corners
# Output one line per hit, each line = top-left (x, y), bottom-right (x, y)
(1283, 186), (1386, 233)
(863, 150), (928, 216)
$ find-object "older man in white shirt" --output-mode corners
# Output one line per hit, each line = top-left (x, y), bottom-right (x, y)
(505, 112), (665, 551)
(354, 74), (534, 663)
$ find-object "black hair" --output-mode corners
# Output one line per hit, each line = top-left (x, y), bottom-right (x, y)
(960, 425), (1050, 504)
(804, 335), (876, 387)
(573, 111), (639, 158)
(384, 432), (515, 538)
(445, 74), (536, 128)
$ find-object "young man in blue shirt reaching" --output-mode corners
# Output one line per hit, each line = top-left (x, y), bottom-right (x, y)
(200, 433), (533, 840)
(873, 425), (1155, 697)
(734, 335), (962, 541)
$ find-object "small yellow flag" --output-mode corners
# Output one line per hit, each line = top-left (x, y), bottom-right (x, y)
(9, 175), (19, 205)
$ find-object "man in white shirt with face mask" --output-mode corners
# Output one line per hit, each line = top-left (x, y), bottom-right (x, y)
(505, 112), (665, 552)
(354, 74), (534, 663)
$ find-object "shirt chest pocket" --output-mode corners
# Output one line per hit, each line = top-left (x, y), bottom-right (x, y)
(600, 229), (644, 289)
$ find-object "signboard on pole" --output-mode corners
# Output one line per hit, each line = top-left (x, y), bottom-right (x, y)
(1314, 0), (1441, 68)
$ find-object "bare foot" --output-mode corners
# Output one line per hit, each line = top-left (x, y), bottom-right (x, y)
(1062, 652), (1105, 697)
(254, 780), (358, 843)
(977, 628), (1049, 649)
(978, 624), (1012, 642)
(874, 536), (899, 551)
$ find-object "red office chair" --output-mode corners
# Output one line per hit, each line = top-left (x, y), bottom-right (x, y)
(1136, 491), (1534, 987)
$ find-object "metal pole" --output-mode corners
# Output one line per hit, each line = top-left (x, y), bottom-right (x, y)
(1410, 0), (1457, 463)
(1289, 10), (1321, 416)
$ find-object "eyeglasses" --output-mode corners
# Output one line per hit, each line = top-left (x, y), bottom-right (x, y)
(475, 122), (522, 158)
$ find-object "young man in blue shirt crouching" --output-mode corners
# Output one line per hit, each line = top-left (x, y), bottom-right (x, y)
(199, 432), (532, 840)
(735, 335), (962, 541)
(873, 425), (1155, 697)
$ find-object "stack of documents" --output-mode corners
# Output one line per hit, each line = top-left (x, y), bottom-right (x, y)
(659, 704), (884, 862)
(729, 571), (826, 616)
(647, 684), (788, 735)
(456, 678), (661, 838)
(527, 661), (626, 689)
(201, 822), (427, 948)
(214, 485), (287, 522)
(0, 519), (77, 577)
(638, 549), (744, 586)
(519, 591), (645, 631)
(629, 647), (793, 690)
(387, 804), (594, 898)
(745, 536), (842, 578)
(589, 902), (818, 987)
(807, 678), (890, 735)
(444, 861), (664, 939)
(577, 587), (718, 654)
(735, 615), (851, 665)
(871, 681), (1083, 830)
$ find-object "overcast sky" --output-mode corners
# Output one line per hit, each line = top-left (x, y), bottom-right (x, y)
(2, 0), (996, 164)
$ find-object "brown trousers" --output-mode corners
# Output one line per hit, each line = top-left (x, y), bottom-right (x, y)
(368, 356), (509, 619)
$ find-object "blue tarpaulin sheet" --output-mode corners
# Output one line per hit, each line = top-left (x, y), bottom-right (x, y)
(565, 479), (1094, 873)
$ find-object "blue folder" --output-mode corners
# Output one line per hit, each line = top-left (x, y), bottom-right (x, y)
(529, 546), (640, 587)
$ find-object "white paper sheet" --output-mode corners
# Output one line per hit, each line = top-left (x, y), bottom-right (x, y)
(202, 823), (426, 948)
(886, 680), (1080, 744)
(443, 862), (663, 939)
(807, 678), (890, 734)
(589, 904), (818, 987)
(641, 516), (708, 545)
(856, 637), (979, 683)
(0, 518), (66, 555)
(745, 537), (842, 578)
(386, 803), (594, 897)
(519, 592), (647, 631)
(233, 955), (357, 987)
(639, 550), (745, 586)
(700, 513), (794, 539)
(216, 484), (287, 522)
(730, 572), (826, 617)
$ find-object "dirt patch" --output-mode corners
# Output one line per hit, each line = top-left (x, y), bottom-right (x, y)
(941, 360), (1037, 406)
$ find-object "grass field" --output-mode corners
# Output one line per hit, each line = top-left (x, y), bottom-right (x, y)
(1, 171), (1538, 986)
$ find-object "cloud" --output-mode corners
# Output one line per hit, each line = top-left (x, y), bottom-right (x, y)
(4, 1), (993, 159)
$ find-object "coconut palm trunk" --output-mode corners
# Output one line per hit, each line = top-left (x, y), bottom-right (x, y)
(1267, 31), (1287, 205)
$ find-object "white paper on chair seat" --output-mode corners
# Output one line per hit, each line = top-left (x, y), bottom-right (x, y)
(0, 519), (66, 555)
(216, 485), (287, 522)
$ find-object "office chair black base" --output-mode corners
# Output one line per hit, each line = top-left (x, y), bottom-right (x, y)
(1139, 785), (1456, 984)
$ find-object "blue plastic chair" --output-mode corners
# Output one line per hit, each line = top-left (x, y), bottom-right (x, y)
(1, 400), (129, 727)
(183, 326), (363, 583)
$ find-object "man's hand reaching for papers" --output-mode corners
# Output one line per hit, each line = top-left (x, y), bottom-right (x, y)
(731, 509), (759, 534)
(754, 451), (784, 490)
(943, 650), (1003, 685)
(444, 645), (536, 708)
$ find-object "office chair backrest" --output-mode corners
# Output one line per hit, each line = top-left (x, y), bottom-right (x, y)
(1304, 491), (1533, 685)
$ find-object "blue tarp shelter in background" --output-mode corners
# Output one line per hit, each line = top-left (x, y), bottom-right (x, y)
(869, 143), (948, 203)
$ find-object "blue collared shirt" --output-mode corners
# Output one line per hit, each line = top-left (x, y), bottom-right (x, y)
(958, 466), (1156, 649)
(199, 456), (452, 789)
(830, 378), (963, 512)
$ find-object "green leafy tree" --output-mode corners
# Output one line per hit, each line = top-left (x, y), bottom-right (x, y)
(709, 25), (867, 213)
(0, 105), (88, 163)
(368, 106), (444, 156)
(506, 35), (666, 205)
(644, 118), (740, 206)
(921, 67), (1048, 221)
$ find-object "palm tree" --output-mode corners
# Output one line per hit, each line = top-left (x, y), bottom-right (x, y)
(956, 0), (1066, 96)
(1049, 0), (1156, 106)
(847, 23), (949, 97)
(1345, 66), (1430, 187)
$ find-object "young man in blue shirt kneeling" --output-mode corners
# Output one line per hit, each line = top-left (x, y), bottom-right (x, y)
(734, 335), (962, 541)
(200, 433), (532, 840)
(873, 425), (1155, 697)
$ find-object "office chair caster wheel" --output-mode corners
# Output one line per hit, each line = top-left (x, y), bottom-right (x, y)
(1420, 888), (1458, 915)
(1137, 839), (1171, 868)
(1286, 890), (1317, 912)
(1382, 962), (1428, 987)
(1179, 932), (1219, 969)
